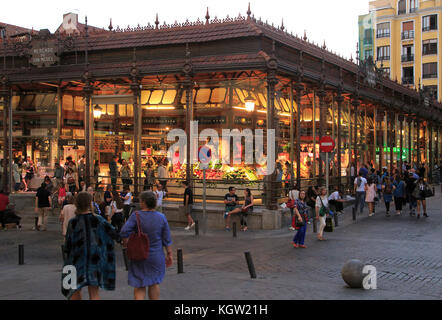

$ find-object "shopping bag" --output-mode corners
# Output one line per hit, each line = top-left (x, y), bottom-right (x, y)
(324, 216), (334, 232)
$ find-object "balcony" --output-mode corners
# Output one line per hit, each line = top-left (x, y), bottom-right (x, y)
(401, 31), (414, 40)
(401, 54), (414, 62)
(376, 32), (390, 39)
(363, 38), (373, 45)
(423, 73), (438, 79)
(398, 9), (406, 15)
(423, 26), (437, 32)
(377, 56), (390, 61)
(402, 77), (414, 85)
(410, 7), (418, 13)
(423, 47), (437, 55)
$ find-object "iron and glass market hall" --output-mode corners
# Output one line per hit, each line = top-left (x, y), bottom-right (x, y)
(0, 8), (441, 209)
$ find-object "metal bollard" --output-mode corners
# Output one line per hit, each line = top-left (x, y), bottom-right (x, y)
(233, 222), (237, 238)
(352, 207), (356, 221)
(244, 252), (257, 279)
(18, 245), (24, 265)
(122, 248), (129, 271)
(195, 220), (199, 236)
(177, 249), (184, 274)
(334, 212), (339, 227)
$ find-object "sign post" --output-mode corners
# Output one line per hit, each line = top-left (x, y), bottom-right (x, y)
(320, 136), (336, 193)
(198, 145), (212, 235)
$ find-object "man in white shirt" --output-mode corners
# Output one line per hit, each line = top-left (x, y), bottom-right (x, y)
(354, 172), (367, 214)
(328, 187), (345, 214)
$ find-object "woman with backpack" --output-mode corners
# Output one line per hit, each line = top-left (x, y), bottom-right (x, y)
(120, 191), (172, 300)
(381, 177), (395, 216)
(365, 178), (377, 217)
(414, 177), (430, 219)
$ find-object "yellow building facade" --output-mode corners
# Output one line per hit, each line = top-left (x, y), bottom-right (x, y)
(369, 0), (441, 101)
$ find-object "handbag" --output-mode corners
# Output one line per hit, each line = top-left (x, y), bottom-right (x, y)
(424, 186), (434, 198)
(319, 197), (327, 217)
(286, 199), (295, 209)
(127, 212), (150, 261)
(324, 216), (334, 232)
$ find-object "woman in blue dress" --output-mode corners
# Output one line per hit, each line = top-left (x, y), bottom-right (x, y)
(120, 191), (173, 300)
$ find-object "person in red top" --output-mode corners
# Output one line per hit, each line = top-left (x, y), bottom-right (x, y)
(0, 190), (11, 229)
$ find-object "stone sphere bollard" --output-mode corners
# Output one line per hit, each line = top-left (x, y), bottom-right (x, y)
(341, 259), (365, 288)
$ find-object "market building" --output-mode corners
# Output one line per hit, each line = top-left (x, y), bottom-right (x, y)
(1, 7), (441, 212)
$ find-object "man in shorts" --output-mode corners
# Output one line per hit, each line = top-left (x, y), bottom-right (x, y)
(224, 186), (239, 231)
(183, 181), (195, 231)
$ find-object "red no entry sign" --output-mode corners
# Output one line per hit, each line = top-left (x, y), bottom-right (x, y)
(319, 136), (335, 153)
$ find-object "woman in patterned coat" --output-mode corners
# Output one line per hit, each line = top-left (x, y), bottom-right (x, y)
(62, 192), (119, 300)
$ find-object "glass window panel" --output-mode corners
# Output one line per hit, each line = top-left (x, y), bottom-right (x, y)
(236, 89), (246, 103)
(141, 90), (151, 105)
(127, 104), (134, 117)
(34, 94), (45, 108)
(180, 89), (196, 105)
(258, 93), (267, 109)
(106, 104), (114, 116)
(20, 95), (34, 109)
(63, 95), (73, 111)
(210, 88), (227, 103)
(119, 104), (127, 117)
(162, 90), (176, 104)
(149, 90), (163, 104)
(11, 96), (20, 110)
(195, 88), (211, 104)
(41, 94), (56, 107)
(74, 97), (84, 112)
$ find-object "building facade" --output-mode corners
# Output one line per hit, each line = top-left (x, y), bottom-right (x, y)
(1, 8), (441, 208)
(361, 0), (442, 101)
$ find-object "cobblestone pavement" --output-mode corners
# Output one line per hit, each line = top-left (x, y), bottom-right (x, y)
(0, 188), (441, 300)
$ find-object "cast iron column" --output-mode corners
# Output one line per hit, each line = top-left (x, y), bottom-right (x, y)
(183, 44), (193, 184)
(83, 72), (93, 187)
(389, 111), (395, 175)
(0, 77), (9, 192)
(289, 82), (294, 187)
(429, 124), (433, 183)
(399, 114), (404, 173)
(335, 92), (344, 186)
(352, 98), (360, 171)
(295, 82), (303, 188)
(377, 109), (384, 171)
(266, 69), (278, 209)
(316, 89), (327, 187)
(408, 119), (412, 164)
(416, 120), (420, 165)
(131, 77), (141, 196)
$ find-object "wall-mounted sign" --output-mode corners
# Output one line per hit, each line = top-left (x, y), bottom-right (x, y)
(195, 116), (226, 125)
(26, 119), (57, 127)
(94, 122), (114, 131)
(59, 139), (85, 147)
(63, 119), (84, 127)
(29, 39), (59, 68)
(142, 117), (177, 125)
(30, 128), (49, 136)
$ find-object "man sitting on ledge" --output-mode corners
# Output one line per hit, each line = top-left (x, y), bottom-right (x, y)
(224, 186), (239, 231)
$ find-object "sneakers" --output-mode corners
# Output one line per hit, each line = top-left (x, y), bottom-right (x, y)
(298, 245), (306, 249)
(368, 213), (374, 217)
(292, 243), (298, 248)
(289, 226), (295, 231)
(225, 227), (231, 232)
(184, 222), (196, 231)
(184, 226), (190, 231)
(395, 212), (401, 216)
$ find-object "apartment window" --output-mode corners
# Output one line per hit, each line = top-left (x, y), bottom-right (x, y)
(381, 67), (390, 77)
(377, 46), (390, 60)
(364, 49), (373, 60)
(364, 29), (373, 45)
(409, 0), (418, 13)
(401, 45), (414, 62)
(422, 62), (438, 79)
(402, 67), (414, 84)
(422, 39), (437, 55)
(398, 0), (406, 15)
(423, 85), (438, 100)
(422, 15), (437, 32)
(376, 23), (390, 38)
(401, 21), (414, 40)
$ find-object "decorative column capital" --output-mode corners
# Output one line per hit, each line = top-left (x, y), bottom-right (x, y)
(335, 93), (345, 104)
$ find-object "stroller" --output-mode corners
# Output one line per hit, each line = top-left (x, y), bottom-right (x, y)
(0, 208), (22, 230)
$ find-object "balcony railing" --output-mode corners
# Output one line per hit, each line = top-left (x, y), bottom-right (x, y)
(423, 26), (437, 32)
(401, 31), (414, 40)
(410, 7), (418, 13)
(376, 32), (390, 38)
(402, 77), (414, 85)
(423, 73), (438, 79)
(377, 56), (390, 61)
(423, 47), (437, 55)
(401, 54), (414, 62)
(363, 38), (373, 45)
(398, 9), (406, 15)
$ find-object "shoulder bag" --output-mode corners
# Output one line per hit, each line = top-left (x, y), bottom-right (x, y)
(127, 212), (150, 261)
